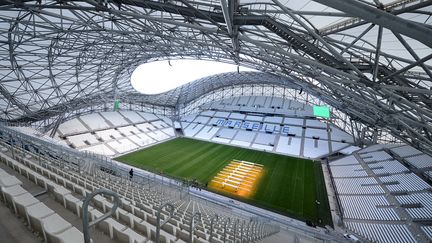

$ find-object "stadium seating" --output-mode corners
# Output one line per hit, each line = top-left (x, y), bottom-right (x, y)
(0, 132), (280, 243)
(100, 112), (130, 127)
(56, 111), (176, 157)
(193, 116), (210, 124)
(67, 133), (99, 148)
(79, 113), (111, 131)
(181, 109), (353, 159)
(339, 195), (400, 220)
(405, 154), (432, 169)
(12, 99), (432, 242)
(138, 112), (159, 122)
(83, 144), (116, 156)
(17, 94), (432, 243)
(233, 130), (255, 145)
(303, 138), (329, 158)
(275, 137), (301, 156)
(117, 126), (141, 136)
(422, 226), (432, 241)
(390, 145), (422, 157)
(345, 222), (416, 243)
(333, 178), (384, 195)
(57, 118), (89, 136)
(330, 164), (367, 178)
(182, 123), (204, 137)
(0, 167), (86, 242)
(329, 144), (432, 243)
(119, 111), (146, 123)
(396, 193), (432, 220)
(194, 126), (219, 140)
(215, 128), (237, 140)
(136, 123), (156, 132)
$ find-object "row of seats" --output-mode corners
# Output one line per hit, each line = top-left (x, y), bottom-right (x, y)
(193, 123), (335, 157)
(355, 149), (432, 192)
(328, 155), (360, 166)
(329, 164), (367, 178)
(67, 123), (172, 148)
(339, 195), (400, 220)
(421, 226), (432, 241)
(0, 138), (277, 243)
(186, 110), (353, 143)
(0, 147), (203, 243)
(379, 173), (431, 193)
(390, 145), (423, 158)
(395, 193), (432, 220)
(345, 222), (416, 243)
(333, 177), (384, 195)
(56, 112), (176, 156)
(389, 145), (432, 181)
(405, 154), (432, 170)
(58, 111), (161, 136)
(426, 171), (432, 180)
(331, 146), (432, 242)
(369, 160), (409, 175)
(359, 151), (393, 163)
(1, 150), (153, 243)
(0, 166), (86, 243)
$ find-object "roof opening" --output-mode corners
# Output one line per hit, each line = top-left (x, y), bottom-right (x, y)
(130, 59), (256, 95)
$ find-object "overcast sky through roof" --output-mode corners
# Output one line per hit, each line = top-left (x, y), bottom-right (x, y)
(131, 59), (257, 95)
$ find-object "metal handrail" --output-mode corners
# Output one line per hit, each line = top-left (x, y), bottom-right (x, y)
(82, 189), (121, 243)
(251, 220), (258, 241)
(247, 218), (257, 242)
(223, 217), (231, 243)
(156, 203), (175, 243)
(258, 222), (264, 240)
(209, 214), (219, 242)
(189, 212), (201, 243)
(246, 219), (252, 242)
(233, 218), (240, 243)
(240, 220), (245, 243)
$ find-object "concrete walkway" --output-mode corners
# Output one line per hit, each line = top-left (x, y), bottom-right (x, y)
(0, 203), (40, 243)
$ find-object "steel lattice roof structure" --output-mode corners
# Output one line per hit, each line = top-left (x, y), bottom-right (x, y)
(0, 0), (431, 153)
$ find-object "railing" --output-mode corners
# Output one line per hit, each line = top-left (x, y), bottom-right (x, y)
(189, 212), (202, 243)
(209, 214), (219, 242)
(223, 217), (231, 242)
(82, 189), (121, 243)
(156, 203), (175, 243)
(233, 218), (240, 242)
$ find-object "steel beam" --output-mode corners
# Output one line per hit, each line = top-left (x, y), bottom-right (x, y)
(312, 0), (432, 47)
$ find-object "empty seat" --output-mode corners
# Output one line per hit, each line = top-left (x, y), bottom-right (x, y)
(114, 227), (147, 243)
(41, 213), (73, 243)
(51, 227), (87, 243)
(53, 186), (72, 207)
(12, 192), (39, 217)
(0, 175), (22, 189)
(92, 210), (127, 239)
(26, 202), (55, 236)
(2, 184), (27, 206)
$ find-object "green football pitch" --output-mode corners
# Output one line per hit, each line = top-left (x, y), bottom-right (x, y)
(115, 137), (332, 227)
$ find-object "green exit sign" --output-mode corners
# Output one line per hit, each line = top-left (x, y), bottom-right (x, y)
(113, 100), (121, 111)
(313, 106), (330, 118)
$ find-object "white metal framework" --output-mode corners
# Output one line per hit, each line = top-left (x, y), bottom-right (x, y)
(0, 0), (431, 153)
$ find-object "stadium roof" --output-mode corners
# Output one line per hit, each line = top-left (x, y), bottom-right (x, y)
(0, 0), (431, 153)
